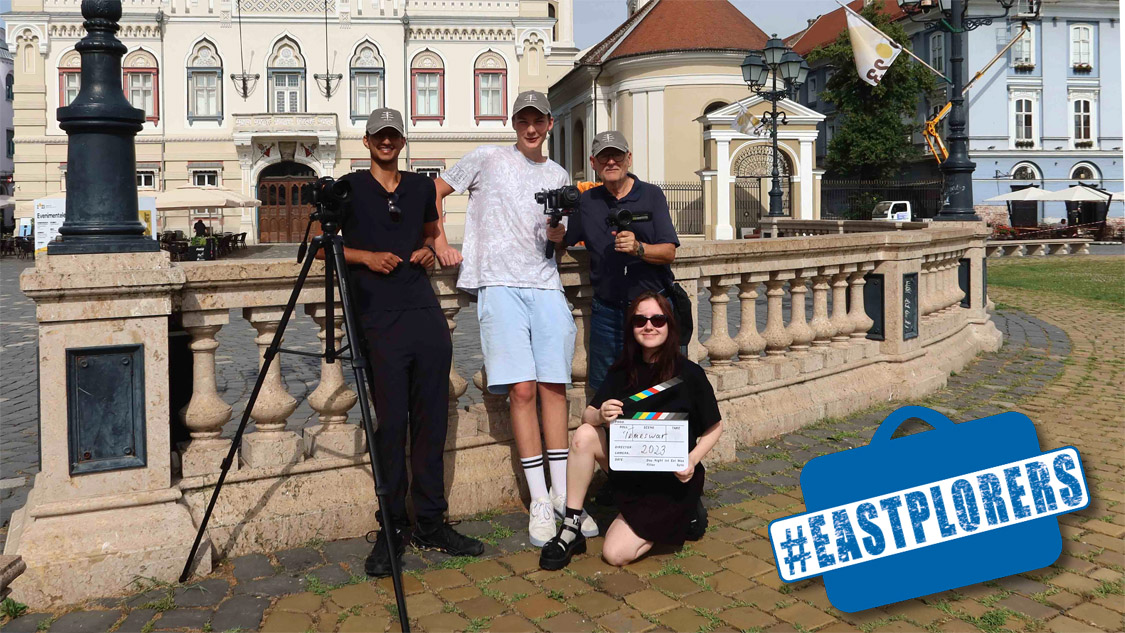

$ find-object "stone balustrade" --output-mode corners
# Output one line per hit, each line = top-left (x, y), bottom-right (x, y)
(985, 238), (1093, 257)
(9, 224), (1002, 605)
(762, 218), (930, 237)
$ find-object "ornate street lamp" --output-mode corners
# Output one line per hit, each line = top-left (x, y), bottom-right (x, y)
(741, 36), (807, 217)
(897, 0), (1026, 221)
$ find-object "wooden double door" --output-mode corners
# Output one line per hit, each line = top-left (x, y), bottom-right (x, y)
(258, 177), (318, 243)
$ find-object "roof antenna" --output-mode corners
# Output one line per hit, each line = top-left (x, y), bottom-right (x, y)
(314, 0), (343, 97)
(230, 0), (259, 98)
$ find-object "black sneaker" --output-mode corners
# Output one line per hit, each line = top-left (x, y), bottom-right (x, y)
(365, 526), (407, 578)
(686, 499), (708, 541)
(539, 528), (586, 571)
(412, 523), (485, 557)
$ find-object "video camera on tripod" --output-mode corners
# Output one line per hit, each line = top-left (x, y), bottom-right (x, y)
(297, 176), (352, 263)
(536, 185), (581, 258)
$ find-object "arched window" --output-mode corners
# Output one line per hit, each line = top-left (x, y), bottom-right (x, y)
(1011, 162), (1041, 181)
(350, 41), (385, 122)
(1069, 162), (1100, 182)
(5, 73), (12, 101)
(571, 119), (585, 179)
(123, 49), (159, 122)
(411, 50), (444, 123)
(58, 50), (81, 107)
(1070, 24), (1093, 69)
(267, 38), (306, 113)
(474, 51), (507, 122)
(187, 40), (222, 123)
(548, 3), (558, 41)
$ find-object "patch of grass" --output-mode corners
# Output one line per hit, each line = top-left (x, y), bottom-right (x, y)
(433, 556), (478, 570)
(479, 523), (514, 546)
(974, 608), (1011, 633)
(140, 620), (155, 633)
(1, 598), (28, 620)
(336, 604), (362, 623)
(465, 617), (491, 632)
(1092, 578), (1124, 598)
(988, 257), (1125, 310)
(202, 622), (213, 633)
(546, 589), (566, 601)
(304, 574), (330, 596)
(302, 536), (326, 550)
(36, 616), (56, 632)
(694, 607), (722, 632)
(464, 509), (500, 523)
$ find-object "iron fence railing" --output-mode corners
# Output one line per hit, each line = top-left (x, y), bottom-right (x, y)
(820, 178), (944, 220)
(652, 181), (705, 235)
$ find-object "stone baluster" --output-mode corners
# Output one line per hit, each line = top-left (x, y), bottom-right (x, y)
(565, 286), (592, 387)
(809, 272), (835, 347)
(178, 310), (235, 477)
(762, 273), (793, 357)
(704, 276), (739, 365)
(241, 307), (301, 468)
(444, 304), (469, 406)
(940, 257), (957, 311)
(920, 260), (936, 316)
(950, 255), (966, 308)
(734, 276), (766, 362)
(829, 271), (855, 342)
(848, 270), (874, 338)
(302, 303), (363, 459)
(786, 274), (814, 353)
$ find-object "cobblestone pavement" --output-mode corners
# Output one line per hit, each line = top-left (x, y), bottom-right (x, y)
(3, 280), (1122, 632)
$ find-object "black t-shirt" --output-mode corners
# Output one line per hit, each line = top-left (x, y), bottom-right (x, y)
(590, 358), (721, 484)
(340, 170), (439, 316)
(565, 175), (680, 305)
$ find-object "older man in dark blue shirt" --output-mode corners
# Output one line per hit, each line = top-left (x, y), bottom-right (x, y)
(561, 131), (680, 390)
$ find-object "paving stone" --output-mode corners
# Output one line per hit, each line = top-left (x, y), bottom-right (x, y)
(774, 602), (836, 629)
(260, 611), (313, 632)
(1049, 572), (1103, 595)
(114, 609), (156, 633)
(462, 559), (510, 582)
(210, 594), (270, 632)
(328, 582), (380, 609)
(485, 575), (538, 601)
(417, 612), (469, 632)
(514, 594), (566, 620)
(1, 613), (54, 633)
(997, 575), (1050, 596)
(422, 569), (470, 591)
(1067, 603), (1125, 629)
(124, 589), (169, 609)
(572, 590), (624, 618)
(339, 615), (388, 633)
(322, 537), (370, 565)
(486, 614), (538, 633)
(441, 585), (482, 603)
(657, 606), (710, 631)
(457, 595), (506, 619)
(307, 563), (352, 586)
(1046, 615), (1103, 632)
(173, 578), (230, 607)
(276, 547), (325, 573)
(404, 592), (444, 617)
(708, 469), (749, 486)
(154, 608), (212, 630)
(759, 473), (800, 487)
(538, 574), (591, 598)
(721, 605), (778, 630)
(680, 590), (731, 612)
(273, 592), (324, 612)
(47, 610), (122, 633)
(738, 483), (780, 497)
(237, 573), (305, 597)
(996, 595), (1059, 621)
(231, 552), (277, 582)
(597, 607), (654, 633)
(750, 459), (793, 474)
(542, 610), (596, 633)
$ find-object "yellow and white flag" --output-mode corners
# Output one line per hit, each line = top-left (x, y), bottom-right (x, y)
(845, 5), (902, 86)
(732, 103), (768, 137)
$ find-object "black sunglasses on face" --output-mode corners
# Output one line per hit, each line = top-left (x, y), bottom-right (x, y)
(631, 314), (668, 329)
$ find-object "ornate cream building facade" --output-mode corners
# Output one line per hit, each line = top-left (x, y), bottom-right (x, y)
(6, 0), (577, 242)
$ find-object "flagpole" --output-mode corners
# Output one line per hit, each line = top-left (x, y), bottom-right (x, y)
(835, 0), (951, 83)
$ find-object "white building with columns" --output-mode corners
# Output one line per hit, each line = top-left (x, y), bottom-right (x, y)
(548, 0), (823, 239)
(5, 0), (578, 242)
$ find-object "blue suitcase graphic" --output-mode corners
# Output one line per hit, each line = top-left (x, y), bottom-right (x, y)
(773, 406), (1088, 612)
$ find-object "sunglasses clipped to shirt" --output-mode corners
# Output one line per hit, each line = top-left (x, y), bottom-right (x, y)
(631, 314), (669, 329)
(382, 192), (401, 222)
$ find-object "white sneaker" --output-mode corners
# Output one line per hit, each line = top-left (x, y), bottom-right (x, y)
(529, 497), (557, 547)
(550, 489), (600, 538)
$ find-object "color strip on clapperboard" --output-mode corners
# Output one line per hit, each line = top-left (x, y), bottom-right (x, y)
(629, 412), (689, 420)
(628, 377), (684, 402)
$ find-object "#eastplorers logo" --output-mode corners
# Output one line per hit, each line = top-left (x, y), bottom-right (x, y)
(768, 406), (1090, 612)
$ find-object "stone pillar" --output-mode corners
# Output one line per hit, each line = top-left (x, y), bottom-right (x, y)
(734, 275), (766, 363)
(178, 310), (235, 477)
(848, 271), (874, 338)
(786, 274), (814, 353)
(715, 139), (733, 240)
(6, 253), (208, 607)
(240, 307), (301, 468)
(830, 271), (855, 342)
(676, 277), (707, 362)
(809, 272), (835, 346)
(444, 305), (469, 405)
(703, 277), (739, 365)
(762, 273), (793, 357)
(302, 303), (363, 459)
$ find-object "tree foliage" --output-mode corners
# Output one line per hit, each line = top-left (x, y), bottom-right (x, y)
(808, 5), (936, 178)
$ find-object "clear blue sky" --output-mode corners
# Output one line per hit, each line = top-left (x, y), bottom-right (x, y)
(573, 0), (841, 51)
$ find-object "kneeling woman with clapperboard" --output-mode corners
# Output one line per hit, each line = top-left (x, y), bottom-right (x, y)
(539, 291), (724, 570)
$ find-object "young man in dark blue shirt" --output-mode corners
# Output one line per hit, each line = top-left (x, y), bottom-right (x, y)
(335, 108), (484, 577)
(558, 131), (680, 391)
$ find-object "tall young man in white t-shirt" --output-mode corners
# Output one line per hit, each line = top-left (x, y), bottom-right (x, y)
(433, 91), (596, 546)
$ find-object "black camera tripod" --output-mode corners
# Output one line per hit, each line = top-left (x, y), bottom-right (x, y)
(180, 180), (410, 632)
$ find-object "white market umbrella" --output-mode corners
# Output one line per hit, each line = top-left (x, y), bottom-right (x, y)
(986, 188), (1048, 202)
(155, 185), (244, 210)
(1040, 186), (1113, 202)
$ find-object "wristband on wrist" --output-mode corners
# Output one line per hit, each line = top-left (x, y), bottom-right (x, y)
(424, 244), (436, 255)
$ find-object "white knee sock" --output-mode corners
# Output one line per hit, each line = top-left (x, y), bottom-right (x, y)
(547, 449), (569, 500)
(521, 455), (549, 501)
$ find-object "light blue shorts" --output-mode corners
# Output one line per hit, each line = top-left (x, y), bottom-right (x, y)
(477, 286), (576, 394)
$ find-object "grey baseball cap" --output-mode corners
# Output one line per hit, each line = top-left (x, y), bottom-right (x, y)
(366, 108), (405, 136)
(591, 130), (630, 156)
(512, 90), (551, 116)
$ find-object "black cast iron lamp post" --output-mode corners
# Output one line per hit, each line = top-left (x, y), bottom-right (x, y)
(897, 0), (1021, 222)
(741, 36), (806, 217)
(50, 0), (157, 254)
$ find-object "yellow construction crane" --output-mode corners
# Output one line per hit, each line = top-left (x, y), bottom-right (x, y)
(923, 21), (1030, 163)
